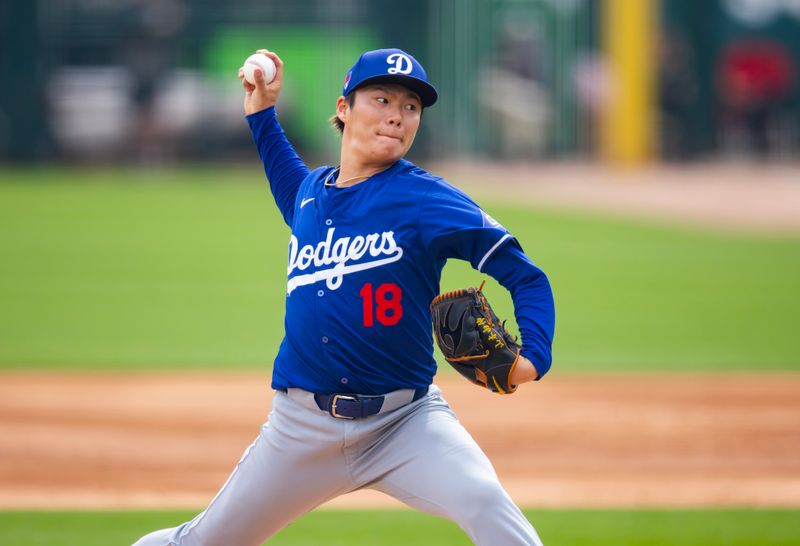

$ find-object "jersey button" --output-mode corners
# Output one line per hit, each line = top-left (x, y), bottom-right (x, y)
(325, 219), (333, 226)
(340, 377), (349, 385)
(317, 289), (324, 297)
(321, 336), (329, 344)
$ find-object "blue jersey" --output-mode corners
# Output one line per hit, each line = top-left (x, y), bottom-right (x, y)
(249, 107), (554, 395)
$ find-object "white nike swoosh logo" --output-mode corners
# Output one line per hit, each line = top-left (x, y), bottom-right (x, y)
(300, 197), (315, 208)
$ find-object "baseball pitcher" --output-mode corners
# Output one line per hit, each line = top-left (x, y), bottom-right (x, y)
(133, 47), (555, 546)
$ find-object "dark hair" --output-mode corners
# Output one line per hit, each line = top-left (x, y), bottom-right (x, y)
(330, 92), (356, 134)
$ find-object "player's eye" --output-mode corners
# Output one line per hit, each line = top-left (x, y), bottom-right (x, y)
(405, 103), (418, 111)
(376, 97), (388, 104)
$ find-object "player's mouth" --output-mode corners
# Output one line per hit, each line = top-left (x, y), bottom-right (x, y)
(377, 133), (403, 142)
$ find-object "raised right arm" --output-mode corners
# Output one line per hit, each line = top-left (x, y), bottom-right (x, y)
(240, 50), (309, 226)
(247, 107), (309, 226)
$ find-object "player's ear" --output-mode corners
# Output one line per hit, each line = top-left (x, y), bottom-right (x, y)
(336, 96), (349, 125)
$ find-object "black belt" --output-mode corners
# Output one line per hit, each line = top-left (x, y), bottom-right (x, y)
(313, 387), (428, 420)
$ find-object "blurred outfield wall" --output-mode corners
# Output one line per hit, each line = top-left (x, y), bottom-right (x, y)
(0, 0), (798, 164)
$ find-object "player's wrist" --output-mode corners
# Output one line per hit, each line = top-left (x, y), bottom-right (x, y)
(245, 104), (277, 120)
(511, 355), (539, 385)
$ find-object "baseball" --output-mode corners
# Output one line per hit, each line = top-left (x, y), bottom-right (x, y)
(242, 53), (276, 85)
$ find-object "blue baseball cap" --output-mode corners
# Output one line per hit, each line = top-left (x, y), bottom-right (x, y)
(342, 48), (438, 108)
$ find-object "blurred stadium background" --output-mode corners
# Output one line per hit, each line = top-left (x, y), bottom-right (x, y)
(1, 1), (799, 545)
(2, 0), (799, 164)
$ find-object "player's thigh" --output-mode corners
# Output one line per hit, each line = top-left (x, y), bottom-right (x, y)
(364, 391), (507, 517)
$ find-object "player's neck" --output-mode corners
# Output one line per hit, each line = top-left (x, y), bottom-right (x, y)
(336, 154), (394, 188)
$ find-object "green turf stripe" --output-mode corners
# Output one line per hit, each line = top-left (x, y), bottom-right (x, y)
(0, 509), (797, 545)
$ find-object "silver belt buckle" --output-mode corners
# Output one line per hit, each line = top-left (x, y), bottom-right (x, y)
(331, 394), (357, 419)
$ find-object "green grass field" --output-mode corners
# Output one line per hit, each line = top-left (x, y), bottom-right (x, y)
(1, 166), (799, 371)
(0, 509), (797, 546)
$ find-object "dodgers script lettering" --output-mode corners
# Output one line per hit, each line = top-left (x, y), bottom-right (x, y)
(286, 228), (403, 294)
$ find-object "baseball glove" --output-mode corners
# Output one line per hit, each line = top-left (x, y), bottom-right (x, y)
(431, 281), (520, 394)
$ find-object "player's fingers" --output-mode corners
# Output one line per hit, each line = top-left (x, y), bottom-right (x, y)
(262, 50), (283, 69)
(252, 67), (269, 91)
(238, 67), (257, 93)
(263, 51), (284, 85)
(252, 49), (282, 78)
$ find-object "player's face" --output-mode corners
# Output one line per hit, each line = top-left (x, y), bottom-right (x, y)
(339, 84), (422, 165)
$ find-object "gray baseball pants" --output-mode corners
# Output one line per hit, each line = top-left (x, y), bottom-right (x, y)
(132, 385), (543, 546)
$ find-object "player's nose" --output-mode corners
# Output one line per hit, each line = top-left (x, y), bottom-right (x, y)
(386, 105), (402, 126)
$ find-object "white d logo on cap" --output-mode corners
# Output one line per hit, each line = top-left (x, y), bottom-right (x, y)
(386, 53), (413, 75)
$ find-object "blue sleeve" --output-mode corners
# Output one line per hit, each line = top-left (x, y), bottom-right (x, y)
(418, 181), (513, 270)
(481, 242), (555, 379)
(246, 107), (310, 226)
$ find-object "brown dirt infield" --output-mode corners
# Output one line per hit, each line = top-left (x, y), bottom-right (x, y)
(1, 372), (798, 509)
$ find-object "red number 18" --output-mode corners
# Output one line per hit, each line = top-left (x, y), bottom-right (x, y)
(360, 283), (403, 327)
